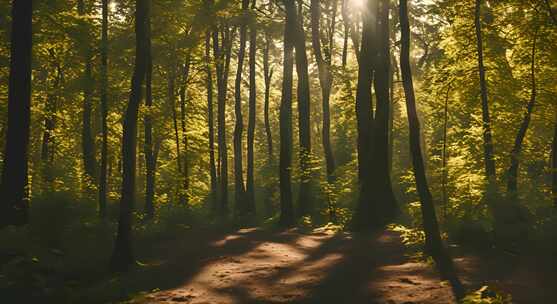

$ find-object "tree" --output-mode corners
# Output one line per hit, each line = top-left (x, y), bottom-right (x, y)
(293, 0), (313, 216)
(279, 0), (297, 226)
(110, 0), (149, 272)
(233, 0), (249, 216)
(506, 27), (538, 196)
(213, 26), (233, 216)
(245, 0), (257, 214)
(474, 0), (496, 182)
(98, 0), (109, 219)
(310, 0), (337, 219)
(205, 32), (218, 214)
(78, 0), (97, 184)
(0, 0), (33, 227)
(179, 55), (192, 206)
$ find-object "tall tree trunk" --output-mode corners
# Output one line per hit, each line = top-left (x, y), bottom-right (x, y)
(399, 2), (464, 298)
(99, 0), (109, 219)
(234, 0), (249, 216)
(0, 0), (33, 227)
(179, 55), (192, 205)
(293, 1), (313, 216)
(78, 0), (97, 184)
(110, 0), (149, 272)
(246, 0), (257, 215)
(310, 0), (337, 221)
(352, 0), (377, 230)
(474, 0), (496, 182)
(144, 10), (155, 219)
(205, 32), (218, 214)
(371, 0), (397, 223)
(279, 0), (297, 226)
(263, 31), (275, 217)
(506, 29), (538, 195)
(214, 27), (232, 216)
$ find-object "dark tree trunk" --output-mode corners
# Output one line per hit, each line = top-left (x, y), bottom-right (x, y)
(205, 32), (218, 214)
(352, 0), (377, 230)
(110, 0), (149, 272)
(78, 0), (97, 184)
(442, 85), (450, 220)
(310, 0), (337, 221)
(399, 2), (464, 298)
(246, 0), (257, 215)
(167, 55), (183, 203)
(0, 0), (33, 227)
(293, 1), (313, 216)
(507, 29), (538, 195)
(234, 0), (249, 216)
(214, 27), (232, 216)
(179, 55), (192, 205)
(279, 0), (297, 226)
(144, 11), (155, 219)
(99, 0), (109, 219)
(341, 0), (348, 67)
(370, 0), (397, 221)
(474, 0), (496, 182)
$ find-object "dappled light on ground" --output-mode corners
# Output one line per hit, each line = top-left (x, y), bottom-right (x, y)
(135, 229), (457, 304)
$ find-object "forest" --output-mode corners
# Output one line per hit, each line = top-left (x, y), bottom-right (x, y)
(0, 0), (556, 303)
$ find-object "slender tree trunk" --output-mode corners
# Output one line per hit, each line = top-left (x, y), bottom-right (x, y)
(234, 0), (249, 216)
(293, 1), (313, 216)
(214, 27), (232, 216)
(310, 0), (337, 221)
(474, 0), (496, 182)
(263, 31), (275, 217)
(399, 1), (464, 298)
(0, 0), (33, 227)
(352, 0), (377, 230)
(167, 57), (183, 203)
(110, 0), (149, 272)
(143, 11), (155, 219)
(179, 55), (192, 205)
(279, 0), (297, 226)
(78, 0), (97, 184)
(99, 0), (109, 219)
(507, 29), (538, 195)
(205, 32), (218, 214)
(246, 0), (257, 214)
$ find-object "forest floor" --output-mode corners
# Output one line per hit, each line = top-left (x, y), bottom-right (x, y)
(74, 226), (556, 304)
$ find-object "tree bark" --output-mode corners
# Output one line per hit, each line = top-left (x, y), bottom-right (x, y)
(110, 0), (149, 272)
(279, 0), (297, 226)
(474, 0), (496, 182)
(246, 0), (257, 215)
(352, 0), (377, 230)
(399, 1), (464, 298)
(293, 0), (313, 216)
(234, 0), (249, 216)
(78, 0), (97, 184)
(205, 32), (218, 214)
(99, 0), (109, 219)
(506, 29), (538, 195)
(214, 26), (232, 216)
(0, 0), (33, 227)
(179, 55), (192, 205)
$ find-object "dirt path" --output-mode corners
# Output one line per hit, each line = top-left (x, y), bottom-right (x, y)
(131, 228), (458, 304)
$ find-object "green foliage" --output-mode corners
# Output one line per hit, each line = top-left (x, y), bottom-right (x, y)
(463, 285), (512, 304)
